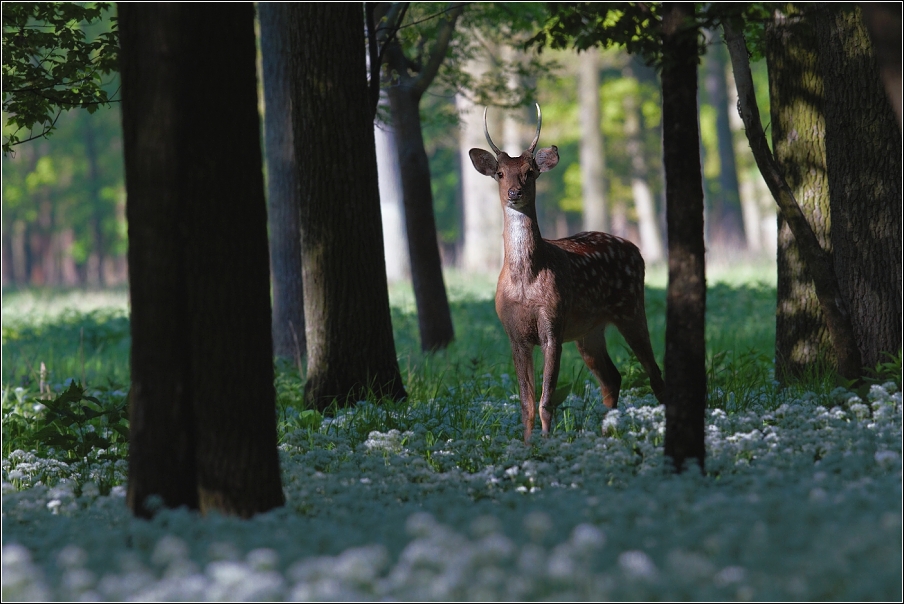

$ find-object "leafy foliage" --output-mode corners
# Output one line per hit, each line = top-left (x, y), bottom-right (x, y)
(30, 380), (128, 459)
(526, 2), (667, 61)
(2, 2), (119, 154)
(524, 2), (776, 64)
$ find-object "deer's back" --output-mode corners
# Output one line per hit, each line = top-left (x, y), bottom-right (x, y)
(547, 231), (646, 326)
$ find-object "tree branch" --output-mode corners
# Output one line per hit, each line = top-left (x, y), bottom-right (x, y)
(366, 2), (410, 118)
(412, 3), (464, 98)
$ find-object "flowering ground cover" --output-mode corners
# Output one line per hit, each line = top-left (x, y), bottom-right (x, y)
(2, 271), (901, 600)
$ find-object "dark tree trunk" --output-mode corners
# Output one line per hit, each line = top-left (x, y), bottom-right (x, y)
(378, 5), (462, 352)
(386, 74), (455, 352)
(703, 33), (746, 250)
(288, 4), (406, 409)
(260, 2), (306, 365)
(661, 3), (707, 473)
(120, 3), (284, 519)
(815, 4), (902, 371)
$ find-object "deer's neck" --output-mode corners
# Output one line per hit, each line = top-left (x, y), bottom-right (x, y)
(502, 205), (545, 279)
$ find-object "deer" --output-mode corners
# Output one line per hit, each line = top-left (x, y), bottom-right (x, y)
(469, 103), (665, 443)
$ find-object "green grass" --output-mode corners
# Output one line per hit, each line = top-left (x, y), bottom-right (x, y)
(2, 264), (781, 463)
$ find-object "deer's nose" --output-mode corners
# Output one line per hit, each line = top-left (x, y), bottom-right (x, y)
(507, 188), (522, 201)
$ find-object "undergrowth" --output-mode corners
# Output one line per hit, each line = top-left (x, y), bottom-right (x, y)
(4, 272), (898, 493)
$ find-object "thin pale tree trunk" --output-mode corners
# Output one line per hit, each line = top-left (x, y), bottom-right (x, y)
(623, 63), (664, 263)
(579, 48), (608, 233)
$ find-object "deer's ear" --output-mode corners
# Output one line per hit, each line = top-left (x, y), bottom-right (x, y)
(469, 149), (498, 177)
(535, 146), (559, 173)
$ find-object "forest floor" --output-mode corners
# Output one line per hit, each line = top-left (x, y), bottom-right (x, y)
(2, 261), (901, 600)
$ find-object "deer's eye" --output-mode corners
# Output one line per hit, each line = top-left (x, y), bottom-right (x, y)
(496, 171), (504, 179)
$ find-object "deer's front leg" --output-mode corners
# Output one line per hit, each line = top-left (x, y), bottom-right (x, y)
(510, 341), (536, 443)
(538, 337), (563, 436)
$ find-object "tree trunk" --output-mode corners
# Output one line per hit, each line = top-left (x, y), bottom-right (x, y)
(662, 3), (706, 473)
(375, 118), (410, 283)
(459, 58), (504, 274)
(379, 6), (462, 352)
(288, 4), (406, 409)
(386, 84), (455, 351)
(622, 62), (664, 263)
(382, 21), (457, 352)
(725, 17), (863, 382)
(703, 33), (746, 250)
(814, 4), (902, 370)
(578, 48), (607, 233)
(83, 116), (106, 287)
(859, 3), (903, 129)
(120, 3), (284, 518)
(764, 13), (835, 381)
(260, 3), (306, 365)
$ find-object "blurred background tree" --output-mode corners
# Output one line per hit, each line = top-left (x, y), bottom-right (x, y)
(3, 2), (777, 293)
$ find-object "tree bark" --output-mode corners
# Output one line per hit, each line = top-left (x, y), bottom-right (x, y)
(260, 2), (306, 365)
(121, 3), (284, 518)
(764, 13), (835, 381)
(288, 4), (406, 409)
(724, 17), (863, 382)
(578, 48), (608, 233)
(814, 4), (902, 371)
(662, 2), (707, 473)
(859, 3), (903, 129)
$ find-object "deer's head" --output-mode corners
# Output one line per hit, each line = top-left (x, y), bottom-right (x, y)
(469, 103), (559, 211)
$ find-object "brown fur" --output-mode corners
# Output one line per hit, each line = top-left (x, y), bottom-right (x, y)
(469, 134), (664, 442)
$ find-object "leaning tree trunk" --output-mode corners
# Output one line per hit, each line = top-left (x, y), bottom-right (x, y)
(662, 2), (707, 473)
(288, 3), (406, 409)
(814, 4), (902, 371)
(121, 3), (284, 518)
(260, 2), (305, 365)
(725, 17), (862, 383)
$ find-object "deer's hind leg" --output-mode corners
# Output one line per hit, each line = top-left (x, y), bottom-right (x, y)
(615, 310), (664, 403)
(575, 324), (622, 409)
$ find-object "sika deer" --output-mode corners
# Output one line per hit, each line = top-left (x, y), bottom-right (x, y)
(469, 104), (664, 442)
